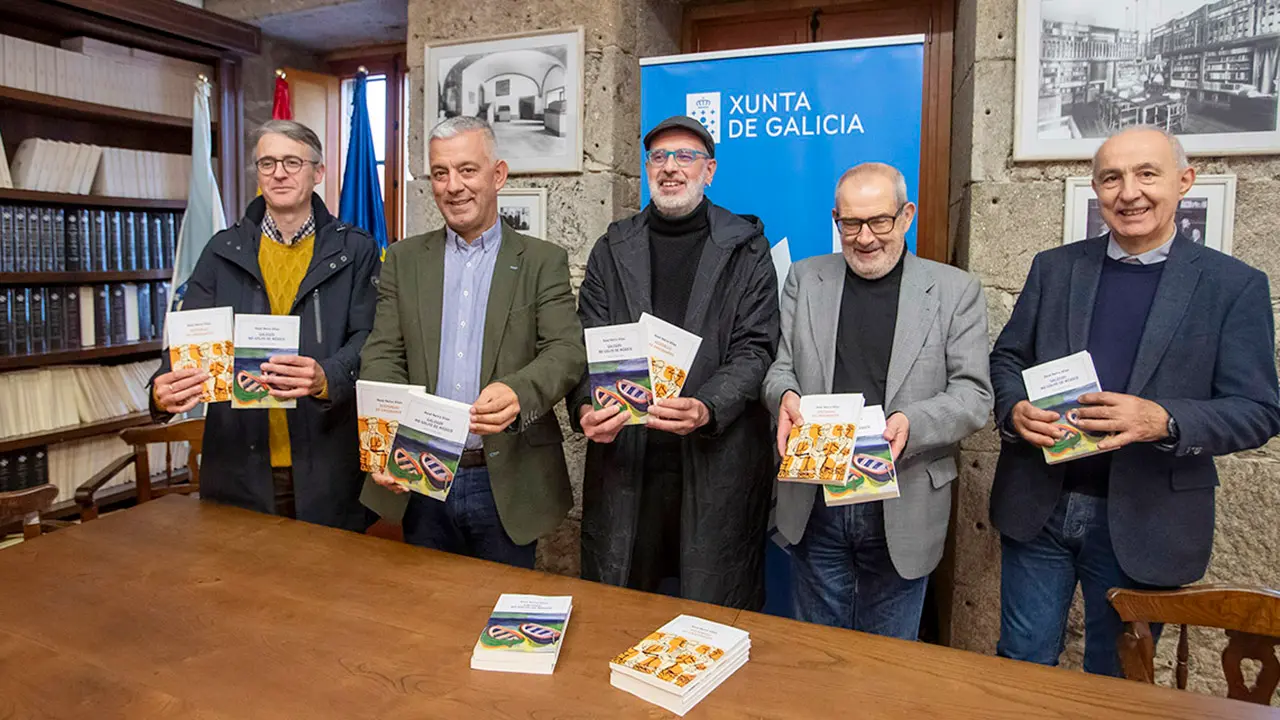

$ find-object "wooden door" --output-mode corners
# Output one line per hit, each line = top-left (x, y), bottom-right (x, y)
(683, 0), (955, 264)
(280, 67), (341, 213)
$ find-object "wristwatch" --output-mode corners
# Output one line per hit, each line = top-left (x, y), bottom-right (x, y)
(1165, 414), (1180, 443)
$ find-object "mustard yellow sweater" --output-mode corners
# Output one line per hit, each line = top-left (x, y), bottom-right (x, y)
(258, 232), (315, 468)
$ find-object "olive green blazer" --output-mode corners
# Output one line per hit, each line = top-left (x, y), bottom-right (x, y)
(358, 222), (585, 545)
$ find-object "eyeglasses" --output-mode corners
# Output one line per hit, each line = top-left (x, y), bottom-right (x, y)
(255, 156), (317, 175)
(645, 148), (710, 167)
(833, 203), (906, 236)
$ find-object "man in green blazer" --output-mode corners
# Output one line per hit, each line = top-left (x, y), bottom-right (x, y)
(359, 116), (585, 568)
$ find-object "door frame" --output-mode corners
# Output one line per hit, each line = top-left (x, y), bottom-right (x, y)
(682, 0), (955, 265)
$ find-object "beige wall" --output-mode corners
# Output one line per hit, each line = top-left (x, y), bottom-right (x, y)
(950, 0), (1280, 699)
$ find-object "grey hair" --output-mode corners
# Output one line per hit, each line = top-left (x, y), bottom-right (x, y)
(251, 120), (324, 163)
(429, 116), (499, 162)
(836, 162), (909, 206)
(1092, 125), (1190, 176)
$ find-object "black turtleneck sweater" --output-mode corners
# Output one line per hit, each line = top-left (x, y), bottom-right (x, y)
(647, 198), (710, 328)
(832, 248), (906, 405)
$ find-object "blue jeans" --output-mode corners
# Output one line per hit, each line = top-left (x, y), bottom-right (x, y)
(401, 466), (536, 569)
(998, 492), (1160, 677)
(790, 497), (928, 640)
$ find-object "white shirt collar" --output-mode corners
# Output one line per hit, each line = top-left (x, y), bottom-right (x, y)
(1106, 229), (1176, 265)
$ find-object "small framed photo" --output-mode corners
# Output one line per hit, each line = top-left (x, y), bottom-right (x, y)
(426, 28), (584, 174)
(1062, 174), (1236, 255)
(498, 187), (548, 239)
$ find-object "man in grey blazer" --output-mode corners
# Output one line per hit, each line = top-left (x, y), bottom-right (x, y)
(762, 163), (992, 638)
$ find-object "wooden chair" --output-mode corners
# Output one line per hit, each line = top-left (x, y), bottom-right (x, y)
(77, 419), (204, 521)
(0, 484), (59, 540)
(1108, 584), (1280, 705)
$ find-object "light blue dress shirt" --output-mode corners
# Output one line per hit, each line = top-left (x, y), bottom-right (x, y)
(438, 219), (503, 449)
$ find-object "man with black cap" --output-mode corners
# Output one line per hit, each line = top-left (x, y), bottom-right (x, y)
(569, 115), (781, 609)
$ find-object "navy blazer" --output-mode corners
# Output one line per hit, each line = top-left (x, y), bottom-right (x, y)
(989, 235), (1280, 586)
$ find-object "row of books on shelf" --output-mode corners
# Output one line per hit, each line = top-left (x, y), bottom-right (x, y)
(0, 359), (158, 441)
(0, 33), (211, 119)
(0, 435), (190, 502)
(471, 594), (748, 717)
(0, 204), (181, 273)
(2, 137), (192, 200)
(0, 281), (170, 357)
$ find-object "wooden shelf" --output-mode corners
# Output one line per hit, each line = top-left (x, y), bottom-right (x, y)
(0, 340), (163, 371)
(0, 412), (153, 455)
(0, 85), (197, 130)
(0, 269), (173, 285)
(0, 188), (186, 210)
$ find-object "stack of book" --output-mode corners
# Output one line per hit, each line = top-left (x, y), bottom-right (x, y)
(0, 281), (171, 356)
(470, 594), (573, 675)
(0, 359), (158, 440)
(0, 204), (181, 273)
(6, 139), (190, 199)
(609, 615), (750, 716)
(777, 394), (902, 506)
(7, 139), (102, 195)
(583, 313), (702, 425)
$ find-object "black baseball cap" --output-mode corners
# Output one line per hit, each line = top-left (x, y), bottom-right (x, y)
(643, 115), (715, 158)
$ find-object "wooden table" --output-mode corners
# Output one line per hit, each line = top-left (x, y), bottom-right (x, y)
(0, 497), (1270, 719)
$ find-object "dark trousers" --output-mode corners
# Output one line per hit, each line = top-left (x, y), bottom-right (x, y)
(271, 467), (296, 519)
(628, 440), (683, 597)
(401, 466), (535, 569)
(789, 497), (927, 639)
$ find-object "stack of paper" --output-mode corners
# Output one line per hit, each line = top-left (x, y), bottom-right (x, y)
(1022, 350), (1110, 464)
(355, 379), (424, 472)
(384, 389), (471, 501)
(584, 317), (704, 425)
(7, 139), (102, 194)
(610, 615), (750, 717)
(778, 393), (865, 484)
(823, 404), (901, 506)
(231, 314), (301, 410)
(470, 594), (573, 675)
(166, 307), (234, 404)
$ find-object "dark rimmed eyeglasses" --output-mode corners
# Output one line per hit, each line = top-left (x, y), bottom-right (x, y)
(645, 148), (711, 167)
(255, 156), (318, 175)
(833, 203), (906, 236)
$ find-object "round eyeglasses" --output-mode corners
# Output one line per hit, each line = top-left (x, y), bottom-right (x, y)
(256, 156), (316, 175)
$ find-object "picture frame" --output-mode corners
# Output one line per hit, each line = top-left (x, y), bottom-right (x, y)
(426, 28), (585, 174)
(1014, 0), (1280, 161)
(1062, 173), (1236, 256)
(498, 187), (548, 239)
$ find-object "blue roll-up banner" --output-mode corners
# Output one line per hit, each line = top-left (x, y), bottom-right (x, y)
(639, 37), (925, 618)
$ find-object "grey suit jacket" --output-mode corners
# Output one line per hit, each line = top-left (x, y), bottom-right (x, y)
(762, 252), (993, 579)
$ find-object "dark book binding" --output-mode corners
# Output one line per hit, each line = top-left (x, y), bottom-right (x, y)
(13, 207), (30, 273)
(137, 282), (153, 341)
(0, 205), (14, 272)
(0, 288), (11, 356)
(164, 213), (178, 268)
(64, 285), (82, 348)
(108, 211), (124, 270)
(91, 210), (109, 272)
(149, 213), (164, 269)
(12, 452), (31, 490)
(153, 281), (169, 341)
(52, 208), (66, 271)
(135, 211), (151, 270)
(122, 211), (139, 271)
(38, 207), (55, 272)
(65, 208), (83, 271)
(32, 447), (48, 488)
(28, 286), (46, 353)
(0, 452), (13, 492)
(93, 284), (110, 346)
(11, 288), (29, 355)
(108, 283), (127, 345)
(46, 286), (65, 351)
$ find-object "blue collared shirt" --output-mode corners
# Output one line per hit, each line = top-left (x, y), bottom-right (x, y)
(1107, 230), (1175, 265)
(438, 219), (503, 449)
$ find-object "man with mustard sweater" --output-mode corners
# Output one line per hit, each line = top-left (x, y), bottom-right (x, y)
(150, 120), (380, 531)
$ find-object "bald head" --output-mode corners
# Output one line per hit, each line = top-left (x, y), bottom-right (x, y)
(1090, 125), (1195, 255)
(833, 162), (915, 280)
(836, 162), (908, 207)
(1092, 126), (1188, 178)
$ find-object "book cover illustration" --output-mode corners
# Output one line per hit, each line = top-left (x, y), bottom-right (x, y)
(166, 307), (234, 403)
(823, 405), (901, 506)
(384, 390), (470, 501)
(356, 380), (424, 473)
(1021, 351), (1109, 464)
(585, 323), (652, 425)
(777, 394), (865, 484)
(610, 615), (747, 694)
(639, 312), (702, 401)
(231, 314), (301, 410)
(475, 595), (572, 654)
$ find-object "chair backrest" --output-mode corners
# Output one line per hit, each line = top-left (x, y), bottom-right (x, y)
(1108, 584), (1280, 705)
(0, 484), (59, 540)
(119, 418), (205, 504)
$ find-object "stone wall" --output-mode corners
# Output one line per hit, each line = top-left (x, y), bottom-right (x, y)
(405, 0), (684, 575)
(950, 0), (1280, 699)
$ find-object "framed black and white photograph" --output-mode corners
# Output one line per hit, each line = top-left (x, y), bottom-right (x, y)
(426, 28), (584, 174)
(498, 187), (548, 239)
(1062, 173), (1236, 254)
(1015, 0), (1280, 160)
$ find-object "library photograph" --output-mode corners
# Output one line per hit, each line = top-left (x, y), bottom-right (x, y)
(1017, 0), (1280, 157)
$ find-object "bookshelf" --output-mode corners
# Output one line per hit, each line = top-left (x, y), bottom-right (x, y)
(0, 0), (258, 510)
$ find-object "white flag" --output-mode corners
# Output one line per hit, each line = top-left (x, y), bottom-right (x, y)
(168, 76), (227, 340)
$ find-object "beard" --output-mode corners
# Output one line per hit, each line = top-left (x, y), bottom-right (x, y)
(649, 167), (709, 217)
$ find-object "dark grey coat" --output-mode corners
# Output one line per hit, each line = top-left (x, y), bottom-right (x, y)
(989, 235), (1280, 586)
(150, 194), (380, 531)
(570, 202), (780, 610)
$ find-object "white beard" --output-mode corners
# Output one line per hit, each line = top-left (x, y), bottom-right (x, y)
(649, 168), (709, 217)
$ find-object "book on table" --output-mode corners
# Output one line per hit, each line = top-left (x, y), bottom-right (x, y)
(777, 393), (865, 484)
(1021, 350), (1111, 464)
(609, 614), (750, 717)
(383, 389), (470, 501)
(638, 312), (702, 402)
(230, 314), (300, 410)
(470, 594), (573, 675)
(355, 380), (425, 473)
(584, 323), (652, 425)
(823, 404), (901, 506)
(166, 307), (234, 404)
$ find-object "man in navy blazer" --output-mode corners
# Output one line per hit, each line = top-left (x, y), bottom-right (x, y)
(989, 126), (1280, 677)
